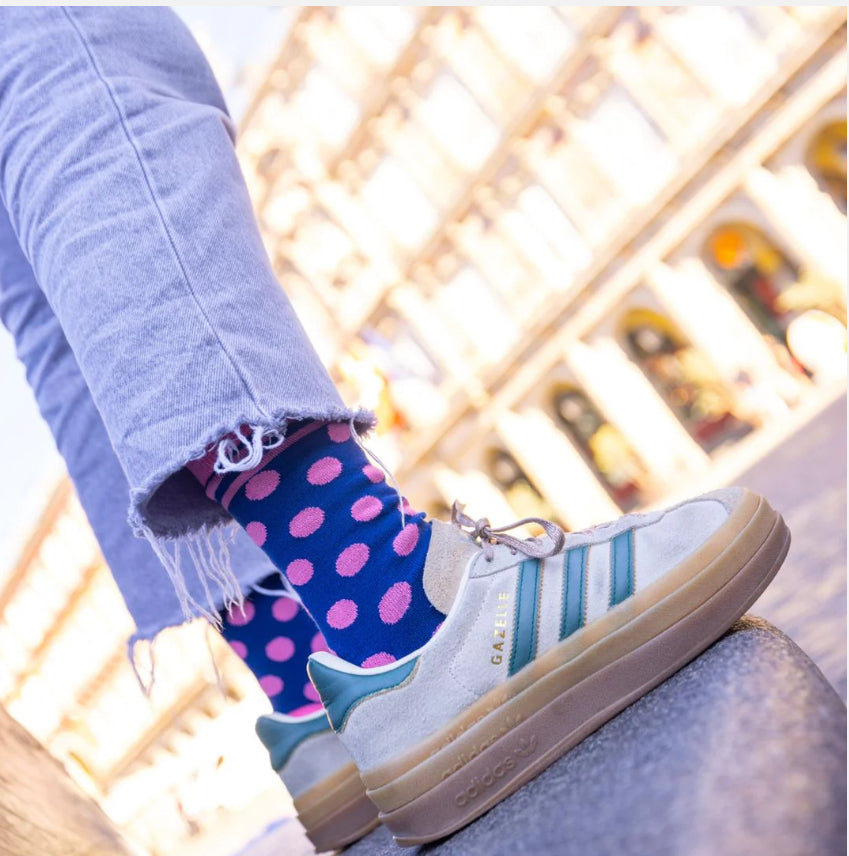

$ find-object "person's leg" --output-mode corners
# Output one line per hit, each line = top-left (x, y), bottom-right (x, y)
(0, 6), (368, 540)
(0, 200), (328, 716)
(0, 6), (372, 616)
(188, 426), (442, 666)
(0, 6), (444, 664)
(0, 192), (381, 849)
(0, 9), (791, 849)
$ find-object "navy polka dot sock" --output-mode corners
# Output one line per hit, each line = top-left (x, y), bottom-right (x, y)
(189, 420), (443, 668)
(220, 585), (328, 715)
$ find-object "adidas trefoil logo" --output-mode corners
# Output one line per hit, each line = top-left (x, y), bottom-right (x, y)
(453, 735), (538, 807)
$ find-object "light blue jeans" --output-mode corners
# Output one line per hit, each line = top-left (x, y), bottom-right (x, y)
(0, 8), (370, 639)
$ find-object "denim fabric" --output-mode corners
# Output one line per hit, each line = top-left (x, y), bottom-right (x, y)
(0, 7), (372, 542)
(0, 203), (281, 642)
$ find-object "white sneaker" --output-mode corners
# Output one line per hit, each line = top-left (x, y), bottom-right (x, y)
(255, 710), (379, 851)
(307, 488), (789, 845)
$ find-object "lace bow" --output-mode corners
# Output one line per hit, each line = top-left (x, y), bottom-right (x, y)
(451, 501), (565, 562)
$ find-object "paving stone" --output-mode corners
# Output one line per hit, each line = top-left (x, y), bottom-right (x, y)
(745, 395), (847, 699)
(346, 617), (846, 856)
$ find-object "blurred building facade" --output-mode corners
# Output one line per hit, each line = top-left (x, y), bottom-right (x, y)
(0, 482), (287, 855)
(240, 6), (847, 529)
(0, 7), (845, 854)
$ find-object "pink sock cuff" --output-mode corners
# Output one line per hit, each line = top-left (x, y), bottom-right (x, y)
(185, 421), (328, 506)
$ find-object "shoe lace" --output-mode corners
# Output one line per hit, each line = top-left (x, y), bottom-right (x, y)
(450, 501), (566, 563)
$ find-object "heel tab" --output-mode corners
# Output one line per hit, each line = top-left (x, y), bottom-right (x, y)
(307, 654), (420, 732)
(255, 712), (330, 772)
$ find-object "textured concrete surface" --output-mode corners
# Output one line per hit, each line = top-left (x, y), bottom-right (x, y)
(344, 619), (846, 856)
(746, 395), (846, 700)
(0, 704), (132, 856)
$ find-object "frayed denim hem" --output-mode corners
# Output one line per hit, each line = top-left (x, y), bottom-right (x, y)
(128, 404), (376, 538)
(128, 620), (227, 697)
(126, 405), (376, 627)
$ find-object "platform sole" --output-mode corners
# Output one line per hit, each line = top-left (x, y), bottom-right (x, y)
(293, 761), (379, 852)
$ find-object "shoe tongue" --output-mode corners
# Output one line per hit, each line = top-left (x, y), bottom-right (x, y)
(422, 520), (479, 614)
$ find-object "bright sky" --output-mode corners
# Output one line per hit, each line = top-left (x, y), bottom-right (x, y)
(0, 6), (295, 571)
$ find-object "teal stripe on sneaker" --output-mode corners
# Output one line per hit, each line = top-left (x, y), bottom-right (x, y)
(610, 529), (634, 607)
(509, 559), (541, 676)
(560, 546), (586, 640)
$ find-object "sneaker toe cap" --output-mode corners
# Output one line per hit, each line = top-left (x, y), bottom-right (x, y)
(633, 488), (751, 589)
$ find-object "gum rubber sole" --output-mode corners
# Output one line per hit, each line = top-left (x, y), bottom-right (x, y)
(294, 761), (380, 852)
(304, 790), (380, 853)
(371, 495), (789, 845)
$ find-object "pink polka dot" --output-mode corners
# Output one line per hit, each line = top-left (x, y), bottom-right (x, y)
(245, 469), (280, 500)
(226, 601), (255, 626)
(351, 495), (382, 521)
(379, 582), (412, 625)
(245, 521), (267, 547)
(272, 597), (299, 622)
(402, 498), (415, 516)
(288, 702), (323, 717)
(229, 641), (248, 659)
(290, 506), (324, 537)
(259, 675), (284, 697)
(363, 464), (384, 484)
(327, 599), (358, 629)
(266, 636), (295, 662)
(393, 523), (420, 556)
(307, 456), (342, 485)
(303, 682), (321, 703)
(286, 559), (314, 586)
(311, 632), (330, 654)
(327, 423), (350, 443)
(336, 543), (369, 577)
(361, 652), (396, 668)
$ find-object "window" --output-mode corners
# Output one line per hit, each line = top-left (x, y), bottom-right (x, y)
(806, 120), (847, 213)
(577, 85), (676, 204)
(525, 121), (624, 242)
(551, 385), (646, 510)
(337, 6), (416, 69)
(656, 7), (776, 106)
(438, 265), (518, 364)
(703, 221), (847, 380)
(487, 449), (564, 531)
(474, 6), (574, 83)
(703, 222), (798, 342)
(416, 73), (500, 171)
(361, 157), (438, 250)
(621, 307), (753, 452)
(292, 67), (360, 148)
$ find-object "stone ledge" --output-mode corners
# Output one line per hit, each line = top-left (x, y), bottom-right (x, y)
(347, 617), (847, 856)
(0, 704), (131, 856)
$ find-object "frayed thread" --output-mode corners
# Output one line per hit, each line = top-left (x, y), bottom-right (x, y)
(138, 523), (244, 628)
(250, 570), (303, 601)
(128, 635), (157, 698)
(213, 425), (285, 474)
(129, 405), (376, 539)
